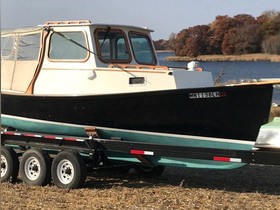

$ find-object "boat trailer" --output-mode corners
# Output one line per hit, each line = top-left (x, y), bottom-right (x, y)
(2, 125), (280, 189)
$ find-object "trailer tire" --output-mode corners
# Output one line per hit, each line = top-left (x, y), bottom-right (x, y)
(51, 151), (86, 189)
(1, 147), (19, 183)
(20, 149), (51, 186)
(135, 165), (165, 178)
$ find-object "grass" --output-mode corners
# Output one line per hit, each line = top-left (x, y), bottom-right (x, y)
(1, 166), (280, 209)
(166, 53), (280, 62)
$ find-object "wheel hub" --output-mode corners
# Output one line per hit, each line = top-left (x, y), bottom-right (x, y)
(57, 159), (74, 185)
(25, 157), (41, 181)
(1, 155), (8, 177)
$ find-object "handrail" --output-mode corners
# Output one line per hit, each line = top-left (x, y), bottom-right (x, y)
(44, 20), (91, 26)
(108, 64), (169, 70)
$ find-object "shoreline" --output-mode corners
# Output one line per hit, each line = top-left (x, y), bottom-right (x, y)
(165, 53), (280, 62)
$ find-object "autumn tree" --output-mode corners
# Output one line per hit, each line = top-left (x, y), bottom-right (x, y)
(259, 11), (280, 54)
(262, 35), (280, 54)
(167, 33), (176, 50)
(173, 25), (211, 56)
(172, 29), (188, 56)
(160, 10), (280, 56)
(222, 25), (261, 55)
(222, 14), (261, 54)
(154, 39), (165, 50)
(261, 10), (280, 37)
(185, 25), (211, 57)
(233, 14), (256, 26)
(208, 15), (237, 54)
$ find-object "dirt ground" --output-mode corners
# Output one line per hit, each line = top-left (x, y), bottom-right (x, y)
(1, 165), (280, 210)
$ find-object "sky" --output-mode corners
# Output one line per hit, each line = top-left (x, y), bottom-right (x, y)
(1, 0), (280, 40)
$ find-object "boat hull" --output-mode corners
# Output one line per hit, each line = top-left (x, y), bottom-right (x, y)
(1, 84), (273, 141)
(3, 83), (272, 170)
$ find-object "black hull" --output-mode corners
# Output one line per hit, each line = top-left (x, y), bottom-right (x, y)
(1, 84), (273, 141)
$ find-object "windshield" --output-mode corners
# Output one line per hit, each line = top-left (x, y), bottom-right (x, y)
(95, 29), (131, 63)
(129, 32), (156, 65)
(95, 28), (157, 65)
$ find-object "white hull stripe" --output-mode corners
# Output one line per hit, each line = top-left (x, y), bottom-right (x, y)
(1, 131), (85, 142)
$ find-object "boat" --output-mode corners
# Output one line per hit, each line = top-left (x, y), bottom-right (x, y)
(0, 20), (277, 169)
(255, 116), (280, 149)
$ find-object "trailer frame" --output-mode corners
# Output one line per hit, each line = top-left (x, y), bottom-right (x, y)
(2, 130), (280, 188)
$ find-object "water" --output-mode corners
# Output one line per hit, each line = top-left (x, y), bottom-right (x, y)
(157, 52), (280, 103)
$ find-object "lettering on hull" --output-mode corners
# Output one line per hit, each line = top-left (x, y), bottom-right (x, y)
(189, 91), (226, 99)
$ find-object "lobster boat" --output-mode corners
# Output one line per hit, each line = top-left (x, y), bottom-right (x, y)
(1, 20), (277, 169)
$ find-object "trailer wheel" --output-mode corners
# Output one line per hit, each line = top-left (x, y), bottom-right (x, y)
(51, 151), (86, 189)
(1, 147), (19, 183)
(20, 149), (51, 186)
(135, 165), (165, 178)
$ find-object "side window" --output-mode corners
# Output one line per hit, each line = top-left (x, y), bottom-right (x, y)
(1, 35), (15, 60)
(117, 38), (129, 60)
(1, 31), (41, 92)
(95, 29), (131, 63)
(49, 31), (88, 60)
(17, 33), (41, 60)
(129, 32), (156, 65)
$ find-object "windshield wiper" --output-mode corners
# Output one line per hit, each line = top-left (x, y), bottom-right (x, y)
(100, 26), (111, 49)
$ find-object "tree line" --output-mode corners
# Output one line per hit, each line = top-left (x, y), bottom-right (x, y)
(154, 10), (280, 56)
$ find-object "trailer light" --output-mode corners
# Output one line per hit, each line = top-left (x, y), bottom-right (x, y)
(213, 156), (241, 163)
(131, 149), (154, 156)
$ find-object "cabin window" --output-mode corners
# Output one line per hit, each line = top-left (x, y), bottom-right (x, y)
(1, 30), (41, 92)
(17, 33), (41, 60)
(49, 31), (88, 60)
(1, 35), (15, 59)
(1, 33), (40, 60)
(95, 29), (131, 63)
(129, 32), (156, 65)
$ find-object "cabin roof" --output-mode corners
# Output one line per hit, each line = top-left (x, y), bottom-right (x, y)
(92, 24), (154, 32)
(1, 27), (42, 36)
(40, 20), (154, 32)
(1, 20), (154, 36)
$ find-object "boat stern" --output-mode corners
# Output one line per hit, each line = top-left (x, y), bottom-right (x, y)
(255, 117), (280, 149)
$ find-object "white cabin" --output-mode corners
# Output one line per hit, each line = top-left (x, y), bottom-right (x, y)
(1, 20), (214, 95)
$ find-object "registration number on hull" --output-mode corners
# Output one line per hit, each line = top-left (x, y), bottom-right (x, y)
(189, 91), (226, 99)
